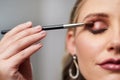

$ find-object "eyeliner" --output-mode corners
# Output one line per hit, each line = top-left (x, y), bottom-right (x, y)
(1, 23), (85, 34)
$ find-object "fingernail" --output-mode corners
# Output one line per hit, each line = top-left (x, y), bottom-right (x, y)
(40, 31), (47, 35)
(26, 21), (32, 25)
(36, 43), (43, 47)
(34, 25), (42, 30)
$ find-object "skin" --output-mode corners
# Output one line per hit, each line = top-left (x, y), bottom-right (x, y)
(66, 0), (120, 80)
(0, 21), (47, 80)
(0, 0), (120, 80)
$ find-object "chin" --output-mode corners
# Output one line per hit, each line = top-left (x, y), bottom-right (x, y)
(102, 75), (120, 80)
(93, 73), (120, 80)
(84, 68), (120, 80)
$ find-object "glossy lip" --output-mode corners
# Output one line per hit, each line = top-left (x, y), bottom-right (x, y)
(98, 58), (120, 71)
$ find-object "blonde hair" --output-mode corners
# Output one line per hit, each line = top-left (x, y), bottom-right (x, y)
(62, 0), (86, 80)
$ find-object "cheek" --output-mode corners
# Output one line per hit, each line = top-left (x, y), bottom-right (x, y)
(75, 33), (106, 62)
(74, 32), (109, 78)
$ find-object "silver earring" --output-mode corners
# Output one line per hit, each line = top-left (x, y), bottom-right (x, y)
(69, 55), (79, 79)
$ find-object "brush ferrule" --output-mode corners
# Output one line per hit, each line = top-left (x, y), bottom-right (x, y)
(63, 23), (84, 28)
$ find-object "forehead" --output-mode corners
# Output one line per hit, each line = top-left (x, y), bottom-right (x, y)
(78, 0), (120, 21)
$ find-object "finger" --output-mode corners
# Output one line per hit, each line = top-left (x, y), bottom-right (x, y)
(12, 25), (42, 41)
(8, 43), (42, 67)
(19, 58), (32, 80)
(1, 21), (32, 41)
(1, 31), (46, 59)
(0, 26), (42, 54)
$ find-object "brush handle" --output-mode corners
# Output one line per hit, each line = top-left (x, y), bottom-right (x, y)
(1, 30), (9, 34)
(1, 23), (85, 35)
(1, 24), (64, 35)
(43, 24), (63, 30)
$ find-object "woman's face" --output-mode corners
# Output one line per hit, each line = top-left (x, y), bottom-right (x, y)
(67, 0), (120, 80)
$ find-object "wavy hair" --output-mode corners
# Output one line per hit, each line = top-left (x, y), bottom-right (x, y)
(62, 0), (86, 80)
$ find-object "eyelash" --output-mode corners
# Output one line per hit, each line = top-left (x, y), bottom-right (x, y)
(84, 19), (108, 34)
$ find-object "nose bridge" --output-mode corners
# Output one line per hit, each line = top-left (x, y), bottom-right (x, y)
(111, 20), (120, 46)
(107, 16), (120, 53)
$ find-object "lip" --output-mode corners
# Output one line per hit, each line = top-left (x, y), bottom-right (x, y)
(98, 58), (120, 71)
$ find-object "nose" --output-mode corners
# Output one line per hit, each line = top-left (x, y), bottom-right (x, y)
(107, 28), (120, 54)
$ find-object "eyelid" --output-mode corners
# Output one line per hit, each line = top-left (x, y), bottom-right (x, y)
(83, 16), (109, 24)
(92, 21), (108, 29)
(85, 20), (108, 34)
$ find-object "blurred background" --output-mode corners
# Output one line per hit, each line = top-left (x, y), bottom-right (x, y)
(0, 0), (76, 80)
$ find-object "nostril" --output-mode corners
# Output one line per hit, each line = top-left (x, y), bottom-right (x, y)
(116, 47), (120, 53)
(107, 38), (120, 53)
(108, 47), (114, 51)
(108, 46), (120, 53)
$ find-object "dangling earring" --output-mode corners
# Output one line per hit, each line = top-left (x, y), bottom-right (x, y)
(69, 55), (79, 79)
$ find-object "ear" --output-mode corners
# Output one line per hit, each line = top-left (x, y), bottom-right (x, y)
(66, 30), (77, 56)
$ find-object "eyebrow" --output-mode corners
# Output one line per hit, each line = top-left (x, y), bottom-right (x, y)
(83, 13), (109, 21)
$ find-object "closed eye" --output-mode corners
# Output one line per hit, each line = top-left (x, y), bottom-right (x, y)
(82, 13), (109, 34)
(85, 20), (108, 34)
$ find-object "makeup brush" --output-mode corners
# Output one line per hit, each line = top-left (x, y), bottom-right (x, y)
(1, 23), (92, 35)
